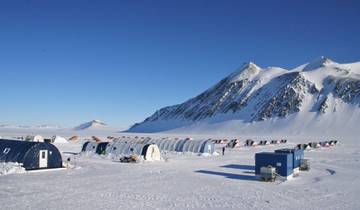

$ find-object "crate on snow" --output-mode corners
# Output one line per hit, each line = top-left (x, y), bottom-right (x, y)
(300, 159), (310, 171)
(259, 166), (276, 182)
(255, 152), (293, 180)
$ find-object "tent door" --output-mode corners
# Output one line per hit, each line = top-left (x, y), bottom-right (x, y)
(39, 150), (48, 168)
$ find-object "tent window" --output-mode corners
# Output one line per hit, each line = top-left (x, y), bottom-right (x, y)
(42, 151), (46, 158)
(3, 148), (10, 154)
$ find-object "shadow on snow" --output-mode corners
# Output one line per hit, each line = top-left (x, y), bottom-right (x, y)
(195, 170), (257, 181)
(195, 164), (257, 181)
(220, 164), (255, 171)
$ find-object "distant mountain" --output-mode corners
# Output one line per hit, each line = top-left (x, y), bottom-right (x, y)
(128, 56), (360, 137)
(0, 124), (62, 129)
(73, 120), (108, 130)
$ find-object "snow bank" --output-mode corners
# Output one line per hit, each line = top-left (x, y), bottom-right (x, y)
(0, 162), (26, 175)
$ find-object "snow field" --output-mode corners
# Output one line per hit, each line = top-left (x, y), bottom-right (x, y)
(0, 136), (359, 210)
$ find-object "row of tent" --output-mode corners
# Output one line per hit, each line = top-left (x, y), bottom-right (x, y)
(227, 139), (288, 148)
(82, 138), (216, 159)
(81, 141), (161, 161)
(296, 140), (339, 150)
(107, 136), (194, 141)
(13, 135), (69, 144)
(99, 137), (216, 154)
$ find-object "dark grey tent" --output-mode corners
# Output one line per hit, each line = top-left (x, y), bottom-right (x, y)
(308, 142), (320, 148)
(259, 140), (268, 145)
(245, 139), (255, 146)
(296, 144), (310, 150)
(105, 141), (161, 161)
(329, 140), (338, 146)
(81, 141), (90, 152)
(81, 141), (98, 153)
(0, 139), (63, 170)
(280, 139), (287, 143)
(320, 141), (330, 147)
(96, 142), (109, 155)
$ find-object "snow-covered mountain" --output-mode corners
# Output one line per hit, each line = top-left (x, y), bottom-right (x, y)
(128, 57), (360, 137)
(0, 123), (62, 129)
(74, 120), (108, 130)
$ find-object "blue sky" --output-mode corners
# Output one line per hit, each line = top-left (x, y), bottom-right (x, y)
(0, 0), (359, 127)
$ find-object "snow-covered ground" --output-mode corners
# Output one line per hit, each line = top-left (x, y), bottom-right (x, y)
(1, 130), (359, 210)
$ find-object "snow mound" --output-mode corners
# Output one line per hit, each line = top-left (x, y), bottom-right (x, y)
(0, 162), (26, 175)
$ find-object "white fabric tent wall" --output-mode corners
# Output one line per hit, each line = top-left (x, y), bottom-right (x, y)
(105, 140), (161, 161)
(143, 144), (161, 161)
(83, 141), (98, 153)
(106, 138), (215, 154)
(33, 135), (44, 142)
(52, 136), (68, 144)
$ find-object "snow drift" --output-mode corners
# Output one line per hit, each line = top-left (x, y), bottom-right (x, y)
(0, 162), (26, 175)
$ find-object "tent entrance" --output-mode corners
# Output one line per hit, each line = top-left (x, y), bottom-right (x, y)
(39, 150), (48, 168)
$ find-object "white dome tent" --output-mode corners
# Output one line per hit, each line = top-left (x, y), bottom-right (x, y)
(81, 141), (98, 154)
(52, 135), (68, 144)
(142, 144), (161, 161)
(141, 138), (215, 154)
(81, 140), (161, 161)
(106, 141), (161, 161)
(26, 135), (44, 142)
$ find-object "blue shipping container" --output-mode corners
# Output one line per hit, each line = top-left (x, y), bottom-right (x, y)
(255, 152), (293, 177)
(275, 149), (304, 168)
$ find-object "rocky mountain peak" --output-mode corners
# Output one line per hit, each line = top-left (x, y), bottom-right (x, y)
(303, 56), (335, 71)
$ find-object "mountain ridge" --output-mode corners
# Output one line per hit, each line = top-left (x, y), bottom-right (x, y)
(128, 57), (360, 134)
(74, 120), (108, 130)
